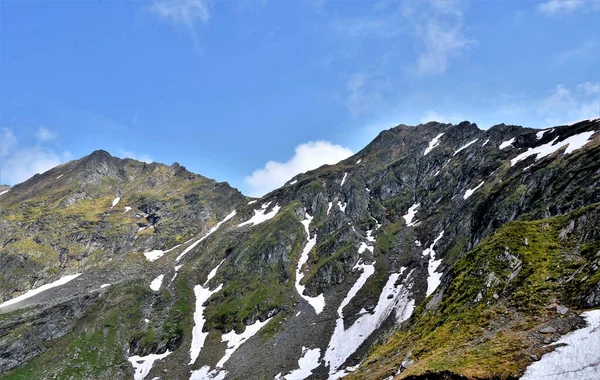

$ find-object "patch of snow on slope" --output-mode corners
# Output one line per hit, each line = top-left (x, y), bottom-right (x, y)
(295, 213), (326, 314)
(216, 317), (273, 368)
(499, 137), (515, 149)
(423, 231), (444, 297)
(402, 203), (420, 226)
(521, 309), (600, 380)
(143, 250), (165, 262)
(340, 172), (348, 186)
(482, 139), (489, 147)
(453, 138), (478, 156)
(324, 267), (414, 374)
(289, 179), (298, 185)
(327, 202), (333, 215)
(463, 181), (485, 200)
(247, 200), (257, 205)
(510, 131), (596, 167)
(190, 366), (227, 380)
(537, 129), (552, 139)
(356, 159), (362, 164)
(337, 200), (347, 213)
(0, 189), (9, 196)
(111, 196), (121, 208)
(238, 202), (281, 227)
(100, 283), (111, 289)
(275, 347), (322, 380)
(128, 350), (171, 380)
(189, 282), (224, 365)
(189, 260), (228, 365)
(0, 274), (82, 309)
(149, 275), (164, 291)
(124, 206), (132, 213)
(337, 261), (375, 319)
(176, 210), (236, 262)
(424, 133), (444, 156)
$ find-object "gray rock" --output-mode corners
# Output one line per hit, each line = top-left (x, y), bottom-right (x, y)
(539, 326), (557, 334)
(556, 305), (568, 315)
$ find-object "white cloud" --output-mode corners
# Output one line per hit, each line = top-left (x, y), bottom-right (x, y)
(118, 149), (153, 164)
(0, 128), (69, 185)
(537, 0), (600, 15)
(576, 81), (600, 95)
(537, 83), (600, 126)
(244, 140), (352, 197)
(415, 3), (473, 75)
(36, 127), (57, 142)
(149, 0), (210, 27)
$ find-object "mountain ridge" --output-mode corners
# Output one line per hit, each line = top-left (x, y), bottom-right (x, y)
(0, 117), (599, 380)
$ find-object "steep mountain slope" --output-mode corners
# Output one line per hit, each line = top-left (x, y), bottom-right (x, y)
(0, 118), (599, 380)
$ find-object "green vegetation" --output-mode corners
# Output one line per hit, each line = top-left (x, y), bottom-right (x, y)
(350, 203), (600, 380)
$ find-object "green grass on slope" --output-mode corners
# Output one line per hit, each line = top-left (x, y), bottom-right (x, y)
(349, 203), (600, 380)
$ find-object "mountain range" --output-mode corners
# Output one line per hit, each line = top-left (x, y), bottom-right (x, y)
(1, 118), (599, 380)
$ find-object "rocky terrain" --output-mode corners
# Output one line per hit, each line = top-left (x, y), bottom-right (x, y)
(0, 118), (599, 379)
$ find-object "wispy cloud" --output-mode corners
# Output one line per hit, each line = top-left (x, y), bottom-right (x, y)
(537, 83), (600, 126)
(1, 127), (70, 185)
(244, 140), (352, 197)
(36, 127), (57, 142)
(413, 1), (474, 75)
(537, 0), (599, 15)
(149, 0), (211, 26)
(148, 0), (212, 45)
(118, 149), (153, 164)
(346, 72), (392, 117)
(552, 40), (597, 67)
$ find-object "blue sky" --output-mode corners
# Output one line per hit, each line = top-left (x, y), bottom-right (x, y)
(1, 0), (599, 196)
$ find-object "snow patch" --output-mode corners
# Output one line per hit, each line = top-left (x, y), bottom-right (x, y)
(402, 203), (420, 226)
(143, 250), (165, 262)
(190, 366), (227, 380)
(124, 206), (132, 213)
(176, 210), (236, 262)
(100, 283), (111, 289)
(327, 202), (333, 215)
(423, 231), (444, 297)
(324, 268), (414, 374)
(499, 137), (515, 149)
(453, 138), (478, 156)
(340, 172), (348, 186)
(111, 196), (121, 208)
(337, 200), (347, 213)
(482, 139), (489, 147)
(216, 317), (273, 368)
(0, 274), (82, 309)
(247, 200), (257, 205)
(521, 309), (600, 380)
(0, 189), (9, 196)
(128, 350), (171, 380)
(56, 174), (63, 179)
(356, 159), (362, 164)
(295, 213), (326, 314)
(424, 133), (444, 156)
(149, 275), (164, 291)
(189, 282), (224, 365)
(463, 181), (485, 200)
(536, 129), (552, 139)
(238, 203), (281, 227)
(275, 347), (322, 380)
(510, 131), (596, 167)
(289, 180), (298, 185)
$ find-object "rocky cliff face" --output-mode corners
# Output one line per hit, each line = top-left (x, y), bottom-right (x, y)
(0, 118), (599, 380)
